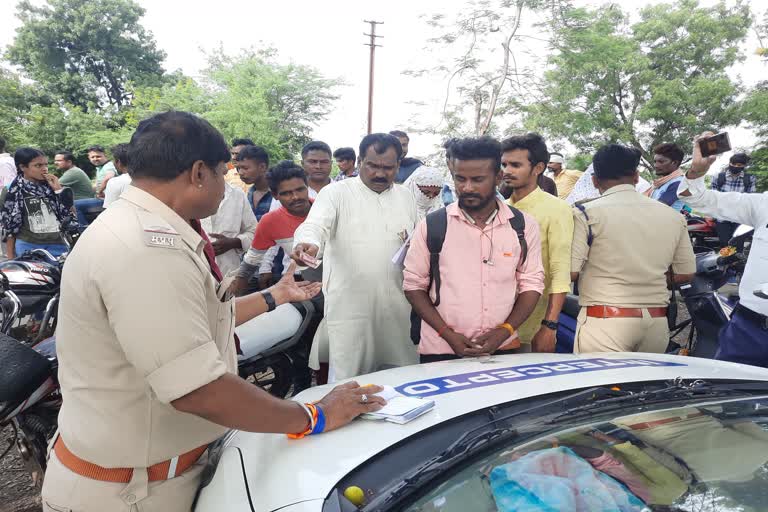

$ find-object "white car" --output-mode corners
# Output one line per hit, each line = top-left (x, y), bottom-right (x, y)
(194, 353), (768, 512)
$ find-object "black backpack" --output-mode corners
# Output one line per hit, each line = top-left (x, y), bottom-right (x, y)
(409, 205), (528, 344)
(715, 171), (756, 191)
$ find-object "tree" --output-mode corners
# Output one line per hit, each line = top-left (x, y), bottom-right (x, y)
(406, 0), (572, 139)
(202, 49), (339, 160)
(6, 0), (166, 109)
(524, 0), (751, 168)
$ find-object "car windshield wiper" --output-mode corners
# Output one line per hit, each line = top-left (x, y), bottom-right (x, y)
(363, 378), (768, 511)
(547, 378), (768, 424)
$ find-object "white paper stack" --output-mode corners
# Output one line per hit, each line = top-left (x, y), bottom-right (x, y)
(361, 386), (435, 424)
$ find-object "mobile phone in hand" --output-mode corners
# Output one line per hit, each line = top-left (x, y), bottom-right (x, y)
(698, 132), (731, 157)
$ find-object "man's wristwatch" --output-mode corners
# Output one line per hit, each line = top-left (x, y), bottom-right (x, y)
(541, 320), (559, 331)
(261, 290), (277, 312)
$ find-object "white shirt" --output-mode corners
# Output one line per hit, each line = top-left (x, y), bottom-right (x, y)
(566, 164), (651, 205)
(678, 175), (768, 316)
(103, 173), (133, 207)
(201, 183), (258, 277)
(0, 153), (16, 188)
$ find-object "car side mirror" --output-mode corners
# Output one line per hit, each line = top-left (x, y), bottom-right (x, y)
(59, 187), (74, 209)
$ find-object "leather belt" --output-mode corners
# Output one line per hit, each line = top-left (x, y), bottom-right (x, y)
(627, 412), (704, 430)
(53, 437), (207, 483)
(586, 305), (668, 319)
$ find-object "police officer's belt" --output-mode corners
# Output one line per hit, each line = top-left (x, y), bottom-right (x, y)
(586, 306), (668, 319)
(53, 436), (208, 483)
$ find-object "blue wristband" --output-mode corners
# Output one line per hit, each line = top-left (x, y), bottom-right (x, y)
(311, 405), (326, 435)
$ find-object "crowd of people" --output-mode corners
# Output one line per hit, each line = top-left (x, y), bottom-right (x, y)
(0, 111), (765, 511)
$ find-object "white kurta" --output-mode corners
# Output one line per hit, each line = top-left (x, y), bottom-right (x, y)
(294, 177), (419, 380)
(201, 183), (258, 277)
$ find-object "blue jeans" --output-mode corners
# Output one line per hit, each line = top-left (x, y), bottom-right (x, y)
(74, 198), (104, 227)
(716, 305), (768, 368)
(14, 239), (68, 259)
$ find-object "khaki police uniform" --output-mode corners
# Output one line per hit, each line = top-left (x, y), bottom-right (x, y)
(571, 184), (696, 353)
(41, 186), (238, 512)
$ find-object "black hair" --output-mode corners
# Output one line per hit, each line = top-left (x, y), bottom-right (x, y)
(500, 133), (550, 169)
(86, 145), (106, 154)
(653, 143), (685, 166)
(389, 130), (409, 141)
(267, 160), (307, 194)
(0, 136), (6, 153)
(128, 111), (230, 182)
(14, 147), (46, 174)
(236, 145), (270, 166)
(730, 152), (750, 166)
(55, 150), (75, 163)
(449, 136), (502, 174)
(592, 144), (642, 180)
(359, 133), (403, 161)
(333, 147), (356, 162)
(443, 138), (459, 159)
(111, 143), (130, 166)
(301, 141), (332, 159)
(231, 138), (255, 148)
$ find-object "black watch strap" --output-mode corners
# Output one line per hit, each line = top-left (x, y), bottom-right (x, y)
(541, 319), (559, 331)
(261, 290), (277, 312)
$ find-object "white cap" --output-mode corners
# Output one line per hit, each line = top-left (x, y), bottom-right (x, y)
(549, 154), (565, 164)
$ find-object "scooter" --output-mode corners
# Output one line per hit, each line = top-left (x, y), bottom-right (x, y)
(686, 213), (719, 253)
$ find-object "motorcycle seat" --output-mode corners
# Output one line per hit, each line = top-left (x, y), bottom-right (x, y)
(236, 303), (304, 361)
(562, 294), (581, 319)
(0, 334), (52, 406)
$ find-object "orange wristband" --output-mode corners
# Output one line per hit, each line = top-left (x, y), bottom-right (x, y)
(498, 323), (516, 337)
(437, 325), (451, 338)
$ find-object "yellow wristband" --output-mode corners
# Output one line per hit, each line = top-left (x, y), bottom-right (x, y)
(499, 323), (516, 337)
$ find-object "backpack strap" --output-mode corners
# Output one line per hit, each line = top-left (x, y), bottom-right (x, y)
(716, 172), (727, 190)
(505, 205), (528, 265)
(425, 208), (448, 307)
(574, 203), (594, 247)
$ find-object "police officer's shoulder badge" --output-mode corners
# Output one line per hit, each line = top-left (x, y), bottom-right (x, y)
(137, 210), (180, 249)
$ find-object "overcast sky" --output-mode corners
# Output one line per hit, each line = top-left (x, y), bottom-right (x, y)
(0, 0), (764, 166)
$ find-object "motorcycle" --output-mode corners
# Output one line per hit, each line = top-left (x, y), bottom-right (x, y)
(0, 333), (59, 489)
(686, 213), (719, 253)
(556, 228), (753, 357)
(236, 300), (315, 398)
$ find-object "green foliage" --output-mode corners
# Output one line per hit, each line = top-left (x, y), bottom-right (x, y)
(202, 49), (339, 160)
(749, 146), (768, 193)
(568, 153), (592, 172)
(524, 0), (750, 167)
(743, 82), (768, 140)
(6, 0), (166, 109)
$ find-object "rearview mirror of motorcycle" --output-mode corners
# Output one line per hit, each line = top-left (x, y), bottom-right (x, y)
(59, 187), (74, 209)
(755, 284), (768, 300)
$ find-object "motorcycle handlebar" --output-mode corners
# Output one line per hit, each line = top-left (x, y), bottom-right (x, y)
(716, 252), (744, 267)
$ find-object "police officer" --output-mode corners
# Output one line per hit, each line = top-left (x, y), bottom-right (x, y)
(41, 111), (385, 512)
(570, 144), (696, 353)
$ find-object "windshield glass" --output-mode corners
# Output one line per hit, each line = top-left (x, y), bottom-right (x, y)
(403, 396), (768, 512)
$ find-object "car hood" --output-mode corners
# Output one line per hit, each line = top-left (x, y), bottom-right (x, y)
(224, 353), (768, 512)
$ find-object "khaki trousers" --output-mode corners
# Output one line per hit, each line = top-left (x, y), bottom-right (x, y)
(574, 307), (669, 354)
(41, 450), (206, 512)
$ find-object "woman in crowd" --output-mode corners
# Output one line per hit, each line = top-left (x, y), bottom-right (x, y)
(1, 147), (78, 258)
(403, 166), (446, 221)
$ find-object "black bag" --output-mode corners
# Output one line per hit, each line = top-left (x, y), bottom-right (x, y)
(410, 205), (528, 344)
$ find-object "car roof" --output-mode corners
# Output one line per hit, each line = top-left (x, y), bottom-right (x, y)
(225, 353), (768, 512)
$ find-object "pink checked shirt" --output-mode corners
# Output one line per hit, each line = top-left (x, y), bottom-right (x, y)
(403, 200), (545, 355)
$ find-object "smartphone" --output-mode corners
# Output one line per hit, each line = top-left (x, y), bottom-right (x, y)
(698, 132), (731, 157)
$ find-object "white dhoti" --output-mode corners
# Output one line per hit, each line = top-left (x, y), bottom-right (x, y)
(295, 178), (419, 381)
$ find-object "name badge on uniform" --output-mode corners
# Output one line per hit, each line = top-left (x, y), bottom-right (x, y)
(143, 230), (179, 249)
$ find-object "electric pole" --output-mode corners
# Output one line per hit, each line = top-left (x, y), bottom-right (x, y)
(364, 20), (383, 134)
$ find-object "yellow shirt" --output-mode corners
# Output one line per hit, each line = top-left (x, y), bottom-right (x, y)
(553, 169), (583, 200)
(509, 187), (574, 343)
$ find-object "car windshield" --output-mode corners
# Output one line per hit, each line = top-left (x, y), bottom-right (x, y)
(402, 396), (768, 512)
